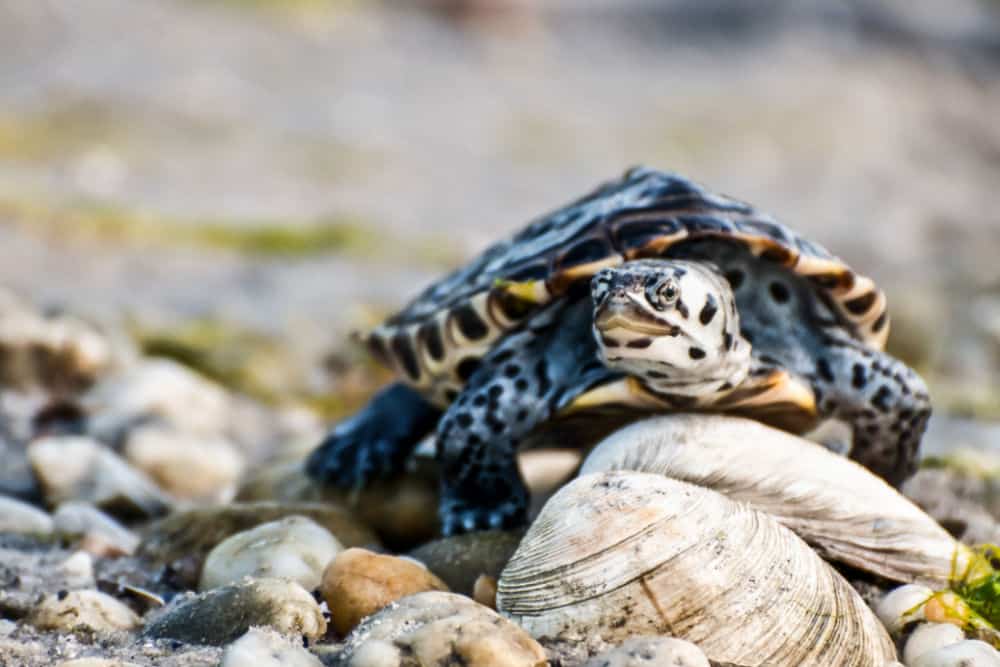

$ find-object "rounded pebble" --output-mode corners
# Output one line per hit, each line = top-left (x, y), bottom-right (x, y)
(142, 577), (326, 645)
(903, 623), (967, 664)
(582, 637), (711, 667)
(321, 548), (449, 636)
(0, 496), (53, 534)
(124, 425), (244, 501)
(28, 590), (141, 634)
(909, 640), (1000, 666)
(221, 628), (323, 667)
(28, 435), (171, 518)
(334, 591), (546, 667)
(407, 530), (523, 595)
(473, 575), (497, 610)
(877, 584), (933, 635)
(52, 501), (140, 555)
(58, 551), (95, 589)
(200, 515), (343, 592)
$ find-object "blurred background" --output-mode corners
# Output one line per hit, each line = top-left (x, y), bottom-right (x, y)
(1, 0), (999, 446)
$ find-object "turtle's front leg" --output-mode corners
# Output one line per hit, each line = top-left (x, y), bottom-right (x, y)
(815, 337), (932, 487)
(436, 302), (612, 535)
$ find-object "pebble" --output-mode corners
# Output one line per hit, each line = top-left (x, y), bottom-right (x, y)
(321, 548), (449, 636)
(333, 591), (547, 667)
(123, 425), (244, 501)
(237, 459), (440, 550)
(0, 496), (54, 534)
(903, 623), (967, 664)
(909, 640), (1000, 666)
(200, 516), (343, 592)
(221, 628), (323, 667)
(28, 590), (141, 634)
(142, 577), (326, 646)
(58, 551), (95, 589)
(472, 575), (497, 610)
(83, 359), (233, 441)
(877, 584), (933, 635)
(137, 501), (378, 590)
(582, 637), (710, 667)
(407, 530), (523, 595)
(28, 435), (172, 518)
(52, 502), (140, 555)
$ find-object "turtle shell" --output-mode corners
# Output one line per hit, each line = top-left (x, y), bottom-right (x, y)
(366, 167), (889, 406)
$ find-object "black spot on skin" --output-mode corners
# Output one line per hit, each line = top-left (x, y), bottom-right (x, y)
(391, 333), (421, 381)
(872, 311), (888, 333)
(769, 282), (791, 304)
(699, 294), (718, 325)
(722, 331), (734, 350)
(444, 389), (459, 402)
(626, 338), (653, 349)
(535, 360), (551, 396)
(456, 357), (481, 382)
(744, 331), (755, 345)
(725, 269), (745, 290)
(514, 378), (529, 391)
(852, 363), (867, 389)
(845, 291), (878, 316)
(646, 370), (668, 379)
(485, 413), (506, 434)
(493, 288), (535, 321)
(760, 245), (792, 264)
(455, 412), (473, 428)
(816, 358), (835, 383)
(759, 355), (781, 366)
(516, 409), (529, 422)
(467, 433), (482, 446)
(872, 386), (893, 412)
(689, 347), (706, 360)
(453, 304), (489, 341)
(676, 299), (689, 319)
(718, 382), (733, 391)
(492, 349), (515, 365)
(488, 384), (504, 399)
(601, 336), (621, 348)
(503, 363), (520, 378)
(473, 394), (487, 407)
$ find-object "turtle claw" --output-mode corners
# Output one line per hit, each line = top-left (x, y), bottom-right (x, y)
(439, 497), (527, 536)
(305, 382), (441, 490)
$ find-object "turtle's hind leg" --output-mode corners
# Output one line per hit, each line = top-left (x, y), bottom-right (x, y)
(814, 336), (931, 486)
(306, 382), (441, 489)
(436, 301), (613, 535)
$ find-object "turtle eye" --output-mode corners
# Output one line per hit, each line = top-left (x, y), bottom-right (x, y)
(649, 278), (679, 310)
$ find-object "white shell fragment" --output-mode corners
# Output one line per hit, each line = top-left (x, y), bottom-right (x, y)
(497, 471), (896, 666)
(877, 584), (933, 635)
(903, 623), (967, 665)
(582, 414), (968, 587)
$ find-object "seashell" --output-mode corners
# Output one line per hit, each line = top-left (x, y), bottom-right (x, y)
(497, 471), (896, 666)
(581, 414), (969, 587)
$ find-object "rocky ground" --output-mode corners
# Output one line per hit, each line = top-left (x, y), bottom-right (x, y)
(3, 1), (1000, 665)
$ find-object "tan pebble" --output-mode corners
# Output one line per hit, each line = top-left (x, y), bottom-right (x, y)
(59, 551), (95, 588)
(903, 623), (967, 664)
(472, 575), (497, 610)
(321, 548), (449, 636)
(338, 592), (546, 667)
(124, 426), (244, 501)
(200, 516), (343, 591)
(29, 590), (140, 633)
(221, 628), (322, 667)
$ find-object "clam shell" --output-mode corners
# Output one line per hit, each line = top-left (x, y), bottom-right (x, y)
(581, 414), (968, 587)
(497, 471), (896, 665)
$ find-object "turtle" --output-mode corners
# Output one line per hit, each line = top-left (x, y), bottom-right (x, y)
(306, 166), (931, 535)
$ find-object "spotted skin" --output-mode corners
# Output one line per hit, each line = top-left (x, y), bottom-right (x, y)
(436, 300), (616, 534)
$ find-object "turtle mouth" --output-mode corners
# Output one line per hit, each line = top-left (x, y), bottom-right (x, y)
(594, 302), (680, 337)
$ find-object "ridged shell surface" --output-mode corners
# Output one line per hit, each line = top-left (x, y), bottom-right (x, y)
(497, 471), (897, 666)
(581, 414), (968, 588)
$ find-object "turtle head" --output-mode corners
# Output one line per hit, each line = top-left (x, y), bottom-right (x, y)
(591, 260), (751, 395)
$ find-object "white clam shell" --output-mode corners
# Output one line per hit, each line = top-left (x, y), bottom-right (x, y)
(497, 471), (896, 666)
(581, 414), (968, 587)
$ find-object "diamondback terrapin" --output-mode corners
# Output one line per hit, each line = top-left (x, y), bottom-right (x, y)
(307, 167), (931, 535)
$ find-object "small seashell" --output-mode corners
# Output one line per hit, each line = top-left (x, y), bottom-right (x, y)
(877, 584), (934, 635)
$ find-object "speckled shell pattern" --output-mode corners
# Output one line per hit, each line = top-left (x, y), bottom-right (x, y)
(365, 167), (890, 406)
